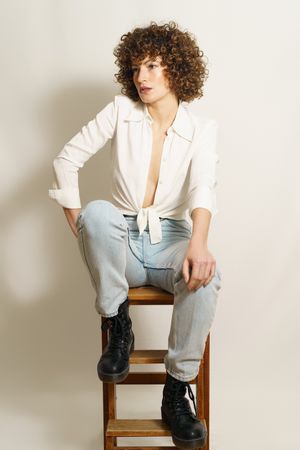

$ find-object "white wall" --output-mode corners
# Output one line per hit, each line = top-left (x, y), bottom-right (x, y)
(0, 1), (299, 449)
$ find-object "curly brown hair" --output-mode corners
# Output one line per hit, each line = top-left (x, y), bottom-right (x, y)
(113, 20), (210, 103)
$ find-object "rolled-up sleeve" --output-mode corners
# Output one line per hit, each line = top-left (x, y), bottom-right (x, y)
(187, 119), (220, 219)
(48, 96), (118, 208)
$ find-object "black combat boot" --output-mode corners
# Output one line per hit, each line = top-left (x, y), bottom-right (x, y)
(161, 372), (207, 449)
(97, 297), (134, 383)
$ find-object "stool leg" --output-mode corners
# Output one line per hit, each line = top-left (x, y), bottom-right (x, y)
(102, 321), (117, 450)
(103, 383), (116, 450)
(196, 333), (210, 450)
(204, 334), (210, 450)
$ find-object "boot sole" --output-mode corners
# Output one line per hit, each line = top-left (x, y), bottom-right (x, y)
(98, 333), (135, 383)
(161, 408), (207, 449)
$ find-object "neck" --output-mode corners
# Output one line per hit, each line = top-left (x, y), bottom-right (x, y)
(145, 94), (179, 132)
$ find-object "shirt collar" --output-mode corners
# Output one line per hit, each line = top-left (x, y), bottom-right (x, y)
(124, 98), (195, 142)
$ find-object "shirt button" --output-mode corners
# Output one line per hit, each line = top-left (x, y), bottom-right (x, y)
(159, 180), (163, 184)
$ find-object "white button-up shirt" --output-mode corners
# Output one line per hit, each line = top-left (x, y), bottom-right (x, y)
(48, 94), (219, 244)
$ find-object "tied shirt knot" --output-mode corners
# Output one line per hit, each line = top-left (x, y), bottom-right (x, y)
(136, 207), (162, 244)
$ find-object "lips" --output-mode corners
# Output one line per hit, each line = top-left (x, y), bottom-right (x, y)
(140, 87), (152, 93)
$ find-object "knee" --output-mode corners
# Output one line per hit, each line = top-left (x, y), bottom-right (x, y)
(81, 200), (117, 230)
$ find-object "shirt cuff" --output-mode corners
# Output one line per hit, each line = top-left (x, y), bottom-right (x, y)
(188, 186), (218, 219)
(48, 186), (81, 209)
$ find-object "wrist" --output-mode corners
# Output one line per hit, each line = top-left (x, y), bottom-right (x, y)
(189, 235), (208, 247)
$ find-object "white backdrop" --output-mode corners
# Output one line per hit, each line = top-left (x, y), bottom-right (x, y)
(1, 1), (299, 449)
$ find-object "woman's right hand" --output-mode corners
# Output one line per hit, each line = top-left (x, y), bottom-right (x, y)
(63, 207), (81, 238)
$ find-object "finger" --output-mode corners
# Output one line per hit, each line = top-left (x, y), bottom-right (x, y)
(182, 259), (190, 283)
(205, 262), (213, 279)
(198, 262), (208, 287)
(193, 284), (202, 292)
(203, 262), (216, 286)
(187, 263), (200, 289)
(188, 264), (205, 291)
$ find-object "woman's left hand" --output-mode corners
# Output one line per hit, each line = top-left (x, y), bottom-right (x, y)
(182, 241), (216, 292)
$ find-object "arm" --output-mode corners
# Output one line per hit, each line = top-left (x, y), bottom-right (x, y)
(182, 207), (216, 291)
(190, 207), (211, 245)
(63, 207), (81, 238)
(182, 120), (219, 291)
(48, 97), (118, 235)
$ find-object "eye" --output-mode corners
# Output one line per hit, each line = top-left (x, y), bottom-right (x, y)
(131, 63), (158, 73)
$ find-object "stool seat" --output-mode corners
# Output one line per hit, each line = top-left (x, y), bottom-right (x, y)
(128, 286), (174, 304)
(102, 285), (210, 450)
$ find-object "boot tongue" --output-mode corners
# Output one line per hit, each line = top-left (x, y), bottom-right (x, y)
(168, 378), (187, 397)
(169, 378), (198, 417)
(101, 315), (123, 335)
(111, 316), (124, 335)
(169, 375), (186, 388)
(175, 383), (187, 397)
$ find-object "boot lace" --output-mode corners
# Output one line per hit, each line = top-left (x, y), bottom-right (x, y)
(101, 315), (130, 354)
(168, 379), (198, 418)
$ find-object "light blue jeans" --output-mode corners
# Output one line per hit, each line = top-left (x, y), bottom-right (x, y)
(76, 199), (222, 381)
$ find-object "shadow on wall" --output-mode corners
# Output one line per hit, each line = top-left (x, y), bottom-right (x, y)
(0, 83), (122, 450)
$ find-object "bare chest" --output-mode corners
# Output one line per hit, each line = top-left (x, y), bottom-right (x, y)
(142, 128), (167, 208)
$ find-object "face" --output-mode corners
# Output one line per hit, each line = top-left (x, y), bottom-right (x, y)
(131, 55), (175, 104)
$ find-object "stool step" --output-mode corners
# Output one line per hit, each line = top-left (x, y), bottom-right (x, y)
(118, 372), (197, 385)
(106, 419), (171, 437)
(106, 418), (206, 438)
(129, 349), (167, 364)
(111, 447), (176, 450)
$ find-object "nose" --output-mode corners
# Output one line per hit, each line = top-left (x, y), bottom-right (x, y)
(136, 66), (148, 83)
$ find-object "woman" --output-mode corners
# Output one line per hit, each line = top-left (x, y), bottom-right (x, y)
(49, 20), (222, 449)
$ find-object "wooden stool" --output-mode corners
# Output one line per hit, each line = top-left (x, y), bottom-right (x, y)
(102, 286), (210, 450)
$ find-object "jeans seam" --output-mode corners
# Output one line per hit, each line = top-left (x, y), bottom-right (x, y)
(127, 228), (144, 264)
(78, 228), (97, 289)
